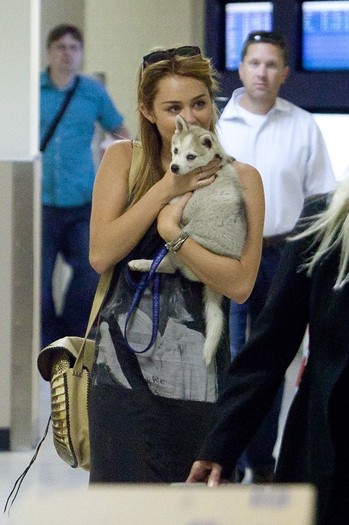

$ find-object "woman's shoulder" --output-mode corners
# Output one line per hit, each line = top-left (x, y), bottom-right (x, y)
(101, 139), (140, 172)
(95, 140), (136, 192)
(233, 159), (259, 177)
(104, 138), (134, 158)
(233, 160), (265, 221)
(233, 160), (263, 191)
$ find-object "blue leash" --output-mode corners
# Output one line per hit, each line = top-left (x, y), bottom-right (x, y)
(124, 246), (167, 354)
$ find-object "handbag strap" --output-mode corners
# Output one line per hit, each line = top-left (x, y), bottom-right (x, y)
(73, 269), (113, 375)
(85, 269), (113, 337)
(40, 75), (80, 152)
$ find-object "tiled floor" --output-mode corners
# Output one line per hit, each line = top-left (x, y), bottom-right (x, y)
(0, 351), (302, 523)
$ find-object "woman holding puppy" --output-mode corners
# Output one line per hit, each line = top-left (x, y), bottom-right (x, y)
(88, 46), (264, 483)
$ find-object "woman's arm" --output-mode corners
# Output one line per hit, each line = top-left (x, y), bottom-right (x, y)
(157, 162), (265, 303)
(89, 140), (220, 274)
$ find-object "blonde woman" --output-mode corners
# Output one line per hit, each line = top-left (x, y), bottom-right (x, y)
(88, 47), (264, 483)
(188, 178), (349, 525)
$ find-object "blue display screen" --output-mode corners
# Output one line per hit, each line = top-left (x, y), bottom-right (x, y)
(302, 1), (349, 71)
(225, 2), (273, 70)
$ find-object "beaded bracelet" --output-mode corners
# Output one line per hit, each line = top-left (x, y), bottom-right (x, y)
(165, 230), (190, 253)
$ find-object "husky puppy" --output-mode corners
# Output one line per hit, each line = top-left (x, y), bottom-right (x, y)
(129, 115), (247, 365)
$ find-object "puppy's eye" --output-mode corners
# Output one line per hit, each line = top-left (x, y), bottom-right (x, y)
(173, 147), (178, 154)
(186, 154), (196, 161)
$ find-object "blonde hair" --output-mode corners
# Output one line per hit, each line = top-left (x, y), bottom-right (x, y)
(294, 177), (349, 289)
(128, 52), (219, 206)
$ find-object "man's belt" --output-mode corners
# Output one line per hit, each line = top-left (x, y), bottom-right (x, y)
(263, 232), (290, 249)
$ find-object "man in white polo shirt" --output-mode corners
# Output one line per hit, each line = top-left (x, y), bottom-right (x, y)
(217, 30), (336, 484)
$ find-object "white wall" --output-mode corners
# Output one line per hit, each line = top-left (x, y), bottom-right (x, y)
(313, 114), (349, 181)
(0, 0), (40, 160)
(0, 164), (13, 431)
(0, 0), (40, 446)
(84, 0), (205, 137)
(40, 0), (85, 68)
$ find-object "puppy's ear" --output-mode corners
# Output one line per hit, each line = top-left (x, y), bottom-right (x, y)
(175, 115), (189, 133)
(200, 133), (213, 149)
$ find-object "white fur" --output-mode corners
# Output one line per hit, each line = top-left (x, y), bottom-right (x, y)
(129, 115), (247, 365)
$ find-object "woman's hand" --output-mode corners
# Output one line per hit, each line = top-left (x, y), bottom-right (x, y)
(186, 460), (226, 486)
(157, 192), (193, 241)
(156, 157), (221, 241)
(160, 157), (221, 201)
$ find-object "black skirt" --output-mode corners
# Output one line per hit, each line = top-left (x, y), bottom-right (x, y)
(89, 382), (217, 483)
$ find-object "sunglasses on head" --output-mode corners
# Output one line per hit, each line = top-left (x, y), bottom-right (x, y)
(142, 46), (201, 72)
(246, 31), (286, 46)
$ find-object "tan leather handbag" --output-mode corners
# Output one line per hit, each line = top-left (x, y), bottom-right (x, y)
(37, 269), (112, 470)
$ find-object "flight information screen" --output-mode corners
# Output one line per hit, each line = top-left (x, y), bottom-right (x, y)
(225, 2), (273, 70)
(302, 1), (349, 70)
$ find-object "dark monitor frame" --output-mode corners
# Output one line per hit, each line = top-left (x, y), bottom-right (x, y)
(205, 0), (349, 112)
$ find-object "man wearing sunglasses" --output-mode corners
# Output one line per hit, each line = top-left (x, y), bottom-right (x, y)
(217, 30), (336, 484)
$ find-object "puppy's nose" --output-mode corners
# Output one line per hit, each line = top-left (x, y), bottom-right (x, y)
(171, 164), (180, 174)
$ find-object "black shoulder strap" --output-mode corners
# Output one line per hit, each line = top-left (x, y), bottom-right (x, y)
(40, 75), (80, 152)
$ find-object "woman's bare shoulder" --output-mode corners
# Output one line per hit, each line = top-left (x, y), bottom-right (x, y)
(234, 160), (263, 189)
(96, 140), (135, 183)
(103, 139), (134, 162)
(234, 159), (260, 178)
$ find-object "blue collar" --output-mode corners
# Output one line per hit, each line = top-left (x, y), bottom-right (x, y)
(40, 68), (79, 91)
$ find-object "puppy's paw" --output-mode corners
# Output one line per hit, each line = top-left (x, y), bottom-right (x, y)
(128, 259), (153, 272)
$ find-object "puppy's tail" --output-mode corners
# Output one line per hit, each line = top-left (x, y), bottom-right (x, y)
(203, 287), (224, 365)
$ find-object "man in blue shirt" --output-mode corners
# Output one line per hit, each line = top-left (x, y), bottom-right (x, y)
(41, 24), (129, 347)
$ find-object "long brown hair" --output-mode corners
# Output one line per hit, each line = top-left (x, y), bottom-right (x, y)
(128, 52), (219, 206)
